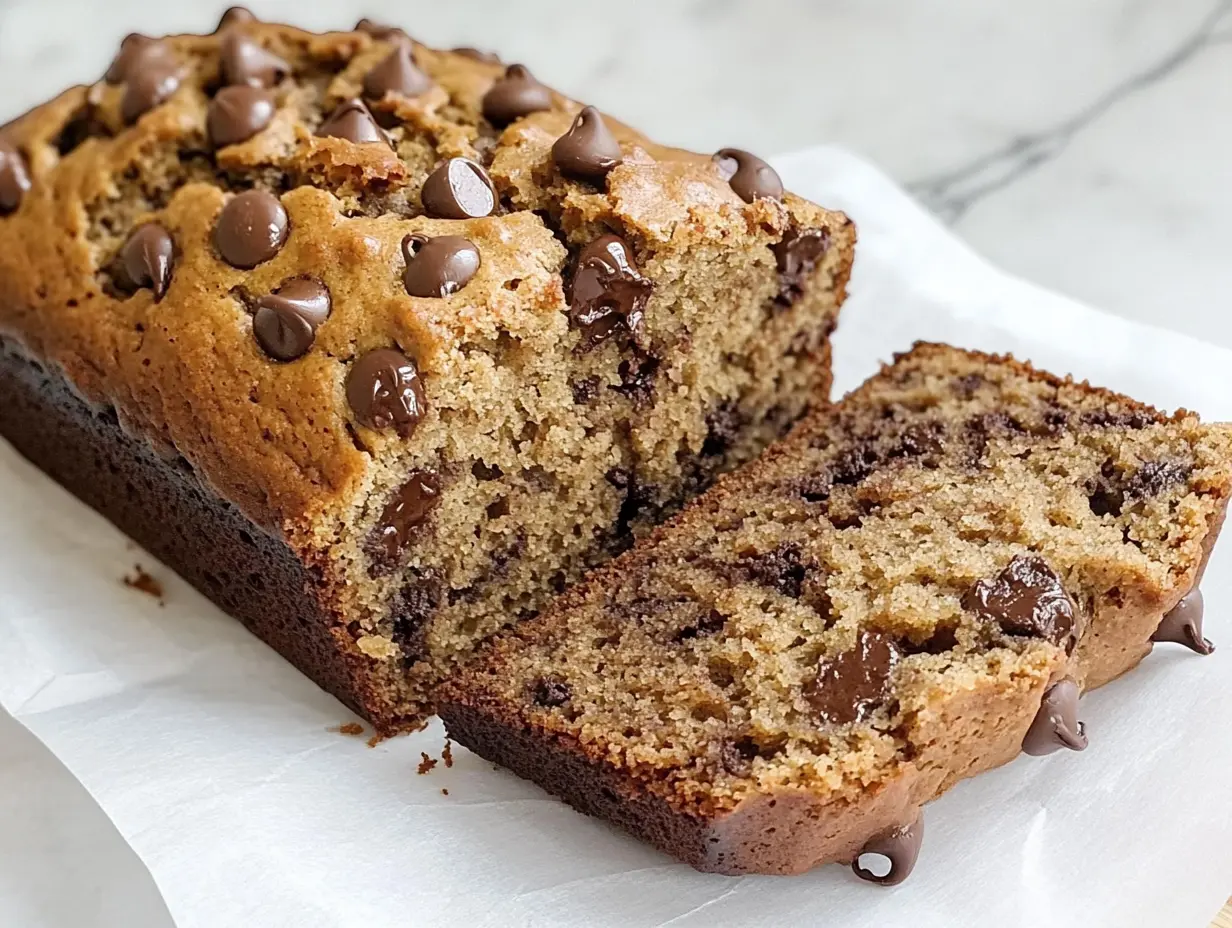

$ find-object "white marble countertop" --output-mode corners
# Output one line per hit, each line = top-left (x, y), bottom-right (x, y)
(1, 1), (1228, 925)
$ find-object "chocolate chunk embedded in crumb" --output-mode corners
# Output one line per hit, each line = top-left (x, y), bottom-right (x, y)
(805, 630), (900, 725)
(345, 348), (427, 437)
(366, 470), (441, 569)
(402, 234), (481, 297)
(568, 235), (654, 350)
(532, 678), (572, 707)
(772, 227), (830, 307)
(963, 555), (1076, 645)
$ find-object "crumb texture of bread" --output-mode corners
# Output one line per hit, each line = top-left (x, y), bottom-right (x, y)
(0, 14), (854, 731)
(439, 343), (1232, 875)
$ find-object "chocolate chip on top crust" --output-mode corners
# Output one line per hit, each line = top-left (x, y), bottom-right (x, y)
(1152, 588), (1214, 654)
(370, 470), (441, 563)
(215, 6), (257, 30)
(214, 190), (289, 269)
(773, 227), (830, 307)
(853, 813), (924, 886)
(220, 31), (290, 88)
(207, 85), (275, 148)
(1022, 678), (1087, 756)
(317, 98), (389, 145)
(120, 51), (182, 125)
(252, 277), (331, 361)
(363, 44), (433, 100)
(119, 223), (175, 299)
(482, 64), (552, 126)
(0, 140), (31, 215)
(421, 158), (496, 219)
(568, 234), (653, 350)
(402, 234), (481, 298)
(104, 34), (163, 84)
(552, 106), (623, 183)
(804, 629), (900, 725)
(963, 555), (1076, 645)
(355, 18), (411, 43)
(346, 347), (427, 437)
(713, 148), (784, 203)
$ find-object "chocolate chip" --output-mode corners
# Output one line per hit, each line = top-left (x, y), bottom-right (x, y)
(317, 98), (388, 145)
(482, 64), (552, 126)
(702, 400), (746, 457)
(964, 555), (1076, 645)
(532, 678), (572, 708)
(718, 737), (757, 776)
(772, 226), (829, 306)
(676, 609), (727, 642)
(214, 189), (289, 269)
(1126, 459), (1191, 499)
(220, 32), (290, 88)
(453, 47), (500, 64)
(121, 54), (182, 124)
(571, 375), (601, 405)
(852, 812), (924, 886)
(207, 85), (275, 147)
(368, 470), (441, 565)
(105, 34), (163, 84)
(890, 421), (947, 462)
(0, 140), (31, 215)
(1080, 408), (1157, 430)
(389, 570), (441, 661)
(216, 6), (256, 30)
(346, 348), (427, 437)
(805, 630), (900, 725)
(363, 45), (432, 99)
(1022, 678), (1088, 756)
(420, 158), (496, 219)
(739, 543), (807, 598)
(613, 353), (659, 408)
(252, 277), (331, 361)
(1152, 588), (1214, 654)
(552, 106), (622, 183)
(568, 234), (653, 350)
(355, 18), (411, 43)
(713, 148), (783, 202)
(119, 223), (175, 300)
(402, 234), (481, 298)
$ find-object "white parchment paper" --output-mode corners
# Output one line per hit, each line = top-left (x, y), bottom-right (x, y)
(1, 146), (1229, 927)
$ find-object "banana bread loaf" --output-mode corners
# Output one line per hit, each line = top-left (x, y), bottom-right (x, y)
(0, 11), (854, 733)
(439, 343), (1232, 879)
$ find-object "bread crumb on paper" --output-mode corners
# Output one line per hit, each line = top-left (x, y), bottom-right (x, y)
(332, 722), (365, 736)
(123, 565), (164, 604)
(418, 752), (438, 775)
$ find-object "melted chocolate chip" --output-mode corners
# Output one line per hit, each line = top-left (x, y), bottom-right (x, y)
(852, 812), (924, 886)
(388, 570), (441, 660)
(363, 45), (432, 99)
(105, 34), (162, 84)
(121, 55), (182, 124)
(963, 555), (1076, 645)
(568, 234), (653, 350)
(1152, 589), (1214, 654)
(613, 353), (659, 409)
(402, 234), (481, 298)
(772, 226), (830, 307)
(119, 223), (175, 300)
(420, 158), (496, 219)
(220, 32), (290, 88)
(369, 470), (440, 565)
(355, 18), (411, 43)
(0, 140), (31, 215)
(676, 609), (727, 642)
(1022, 678), (1088, 756)
(346, 348), (427, 436)
(739, 543), (807, 598)
(713, 148), (783, 202)
(317, 98), (388, 145)
(1127, 459), (1191, 499)
(207, 85), (275, 147)
(572, 375), (601, 405)
(482, 64), (552, 126)
(214, 189), (289, 269)
(552, 106), (622, 182)
(252, 277), (331, 361)
(702, 400), (746, 458)
(1081, 409), (1157, 430)
(805, 630), (900, 725)
(533, 678), (572, 708)
(453, 47), (501, 64)
(216, 6), (256, 29)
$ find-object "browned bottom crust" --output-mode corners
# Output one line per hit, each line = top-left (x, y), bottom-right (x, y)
(0, 335), (381, 720)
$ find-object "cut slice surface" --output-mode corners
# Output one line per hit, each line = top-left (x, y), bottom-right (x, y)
(439, 342), (1232, 877)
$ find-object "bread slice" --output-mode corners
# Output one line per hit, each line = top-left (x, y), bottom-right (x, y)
(439, 343), (1232, 879)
